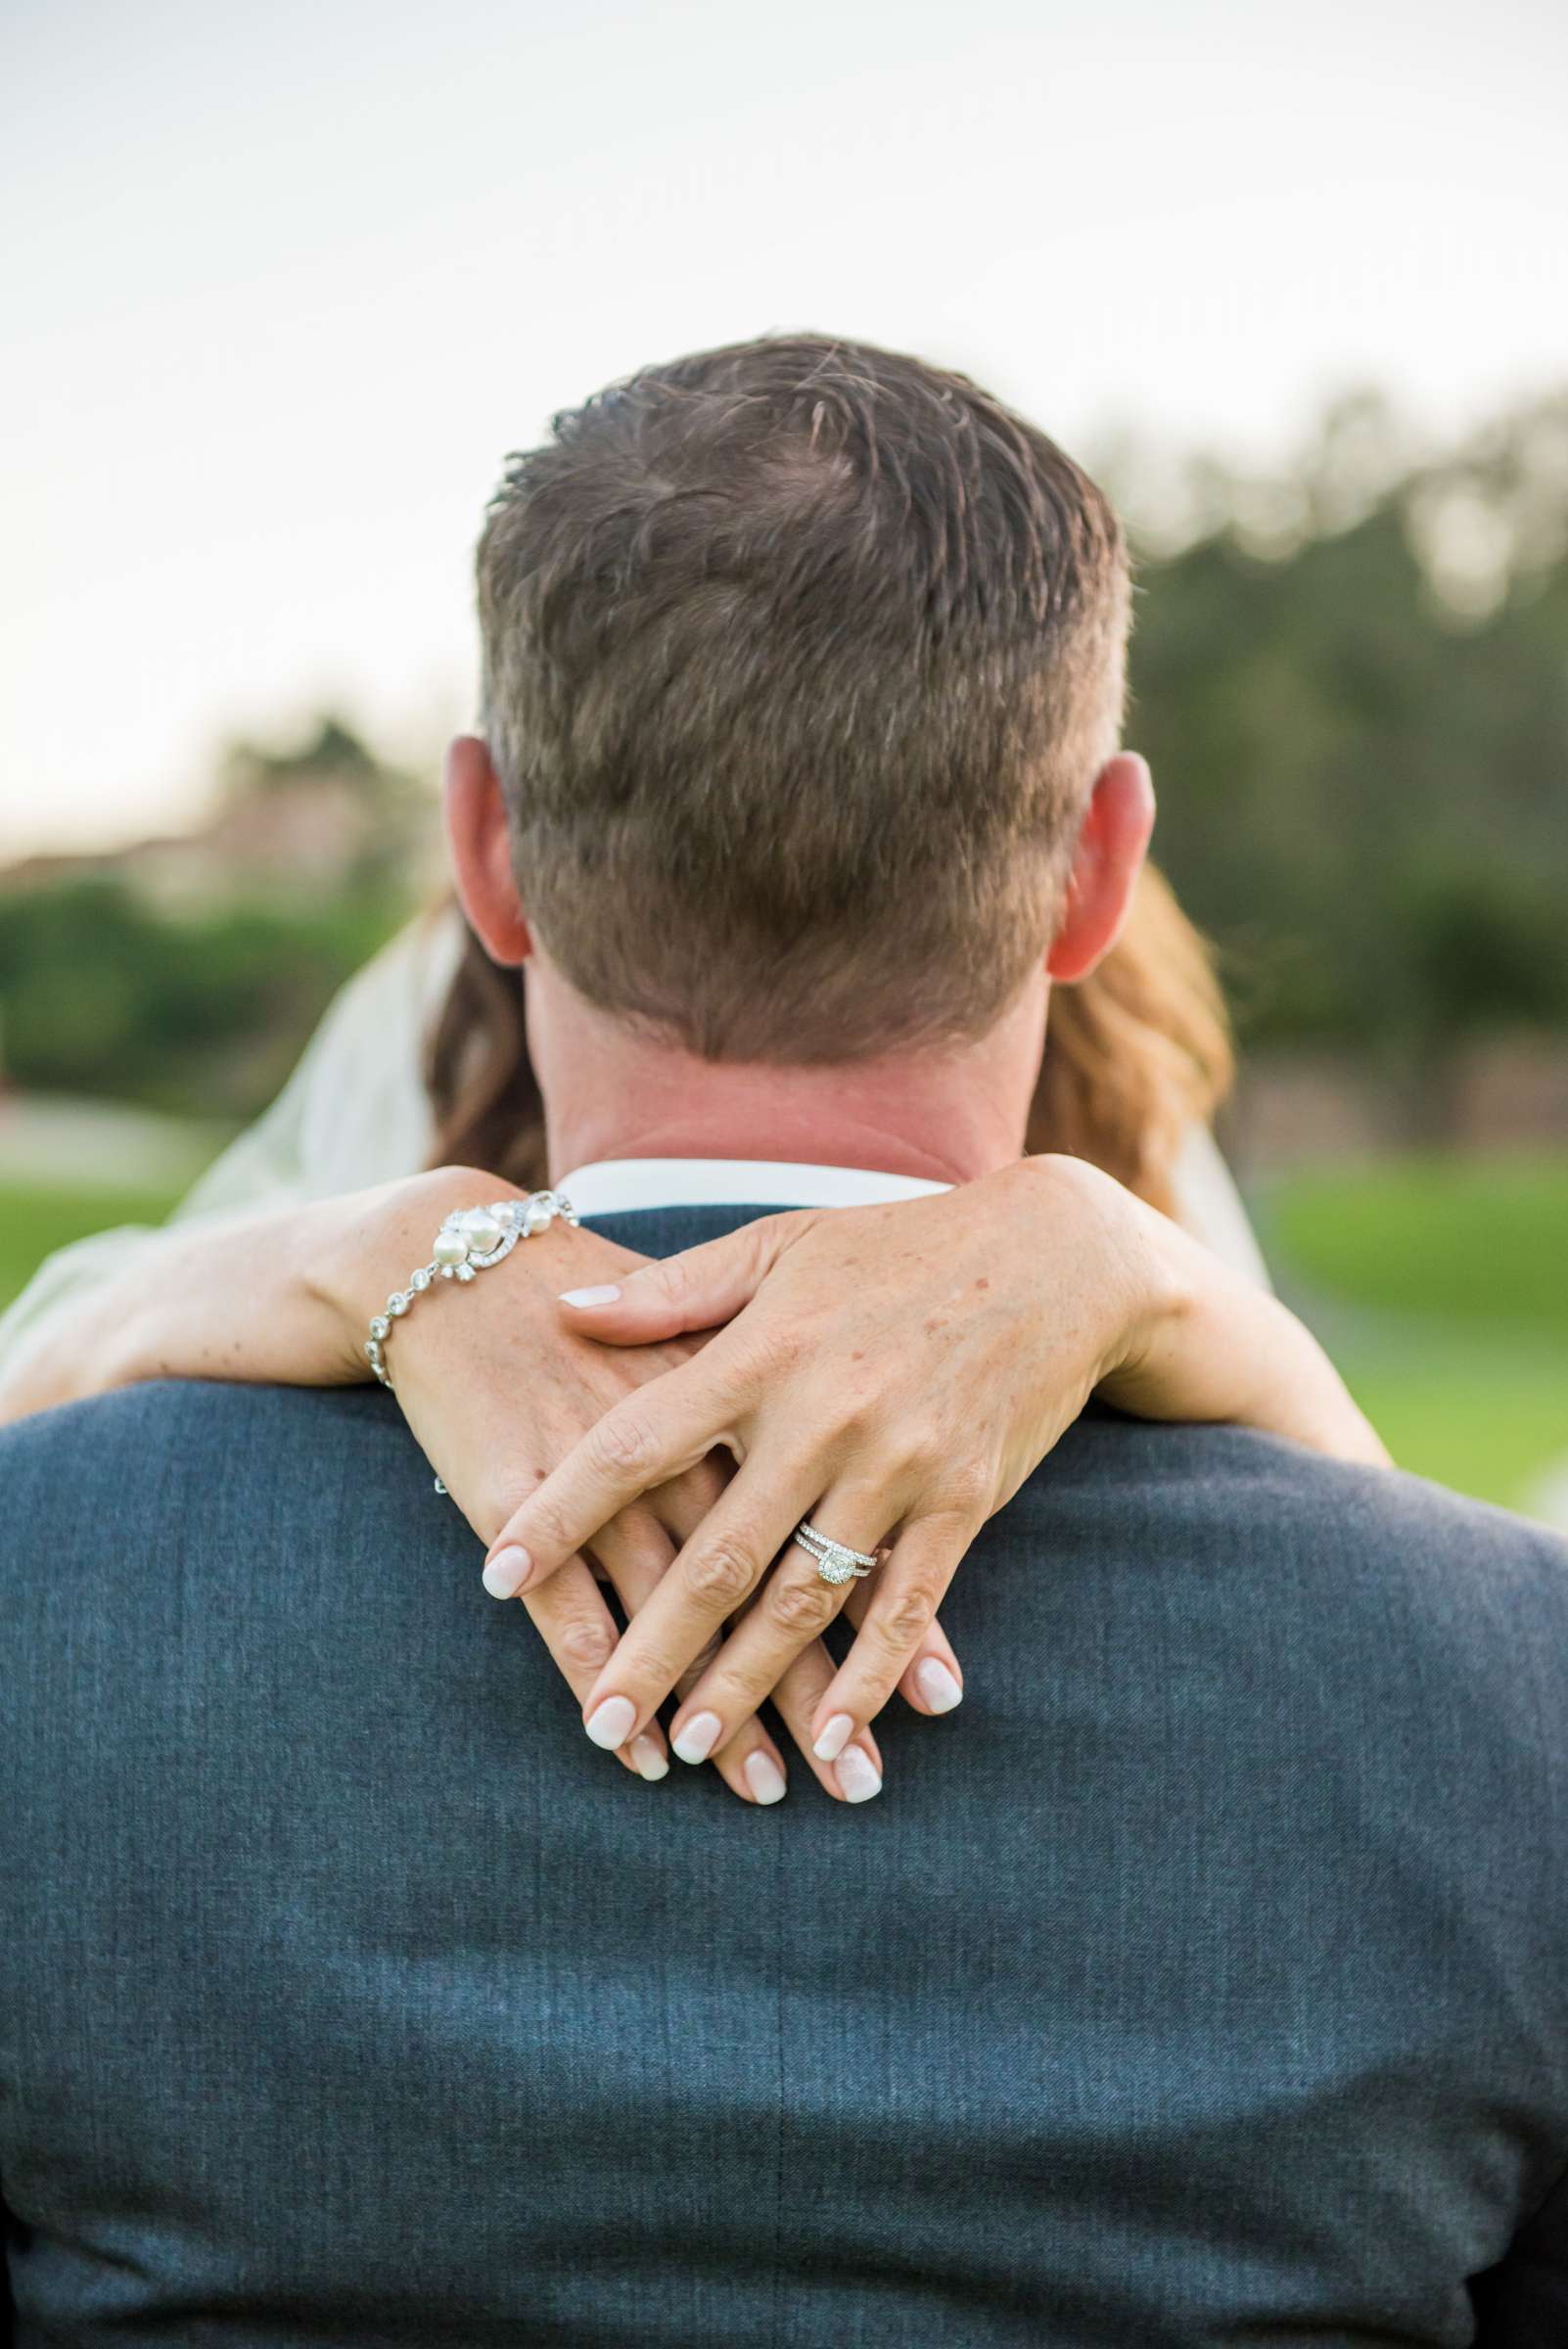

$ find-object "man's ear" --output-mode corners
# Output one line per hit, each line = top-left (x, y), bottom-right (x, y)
(1045, 753), (1156, 985)
(443, 734), (532, 966)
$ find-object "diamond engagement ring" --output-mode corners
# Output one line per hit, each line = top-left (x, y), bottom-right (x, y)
(794, 1520), (881, 1588)
(363, 1189), (578, 1392)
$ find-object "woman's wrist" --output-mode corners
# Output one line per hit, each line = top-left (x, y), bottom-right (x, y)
(300, 1167), (530, 1380)
(1008, 1152), (1192, 1384)
(1081, 1167), (1391, 1466)
(1008, 1151), (1373, 1453)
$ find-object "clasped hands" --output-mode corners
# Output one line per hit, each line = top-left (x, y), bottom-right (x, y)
(362, 1156), (1165, 1809)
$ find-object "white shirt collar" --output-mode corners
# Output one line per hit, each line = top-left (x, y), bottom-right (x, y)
(555, 1157), (952, 1217)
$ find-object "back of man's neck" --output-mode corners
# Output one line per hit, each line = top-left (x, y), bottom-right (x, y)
(551, 1111), (986, 1189)
(528, 961), (1050, 1190)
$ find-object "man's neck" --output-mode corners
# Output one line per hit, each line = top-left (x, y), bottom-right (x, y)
(526, 957), (1050, 1188)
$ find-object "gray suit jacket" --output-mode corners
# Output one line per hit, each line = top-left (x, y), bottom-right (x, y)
(3, 1203), (1567, 2346)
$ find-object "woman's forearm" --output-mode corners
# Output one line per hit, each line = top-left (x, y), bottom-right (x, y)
(0, 1196), (354, 1423)
(0, 1173), (497, 1425)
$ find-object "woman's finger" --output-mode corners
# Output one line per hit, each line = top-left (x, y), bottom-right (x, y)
(807, 1513), (976, 1758)
(659, 1451), (864, 1805)
(481, 1352), (757, 1601)
(650, 1452), (733, 1547)
(518, 1557), (669, 1784)
(664, 1538), (860, 1780)
(575, 1448), (832, 1755)
(758, 1645), (886, 1807)
(591, 1509), (792, 1808)
(839, 1577), (966, 1721)
(556, 1212), (815, 1343)
(651, 1490), (892, 1787)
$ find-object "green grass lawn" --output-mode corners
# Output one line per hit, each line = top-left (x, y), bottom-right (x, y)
(1266, 1156), (1568, 1333)
(1260, 1155), (1568, 1515)
(2, 1153), (1563, 1521)
(0, 1179), (185, 1313)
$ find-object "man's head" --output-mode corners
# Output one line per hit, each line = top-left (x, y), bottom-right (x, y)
(448, 334), (1150, 1077)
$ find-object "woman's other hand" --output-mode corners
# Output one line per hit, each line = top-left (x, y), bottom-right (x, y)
(482, 1154), (1387, 1788)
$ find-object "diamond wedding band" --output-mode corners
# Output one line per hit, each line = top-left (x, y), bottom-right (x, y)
(794, 1520), (881, 1588)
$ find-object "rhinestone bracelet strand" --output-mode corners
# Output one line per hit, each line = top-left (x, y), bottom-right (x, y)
(364, 1189), (578, 1391)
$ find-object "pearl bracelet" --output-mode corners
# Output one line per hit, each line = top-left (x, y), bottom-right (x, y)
(363, 1189), (578, 1390)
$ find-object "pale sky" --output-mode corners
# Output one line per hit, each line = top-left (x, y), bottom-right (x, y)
(3, 0), (1565, 857)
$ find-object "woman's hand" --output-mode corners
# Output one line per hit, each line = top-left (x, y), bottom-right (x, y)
(305, 1168), (904, 1807)
(482, 1154), (1389, 1786)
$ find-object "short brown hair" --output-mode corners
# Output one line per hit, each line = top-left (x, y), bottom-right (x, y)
(477, 334), (1130, 1061)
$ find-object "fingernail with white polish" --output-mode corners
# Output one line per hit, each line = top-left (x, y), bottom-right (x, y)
(585, 1694), (638, 1750)
(559, 1284), (623, 1308)
(482, 1544), (532, 1599)
(836, 1746), (883, 1804)
(629, 1733), (669, 1783)
(671, 1711), (723, 1765)
(744, 1750), (787, 1806)
(812, 1713), (854, 1764)
(915, 1657), (963, 1714)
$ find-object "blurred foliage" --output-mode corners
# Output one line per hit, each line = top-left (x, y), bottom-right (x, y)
(0, 716), (427, 1118)
(1, 391), (1565, 1125)
(1124, 388), (1568, 1072)
(0, 876), (410, 1117)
